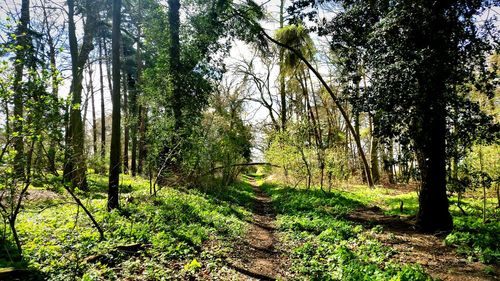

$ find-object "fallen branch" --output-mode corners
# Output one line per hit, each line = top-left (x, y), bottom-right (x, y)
(209, 162), (280, 173)
(62, 184), (105, 241)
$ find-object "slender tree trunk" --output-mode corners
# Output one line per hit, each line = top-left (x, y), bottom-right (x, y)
(122, 56), (129, 174)
(370, 115), (380, 184)
(130, 18), (141, 177)
(99, 39), (106, 162)
(105, 39), (113, 99)
(137, 106), (146, 174)
(279, 0), (286, 132)
(108, 0), (122, 211)
(12, 0), (30, 177)
(479, 146), (487, 222)
(89, 65), (98, 156)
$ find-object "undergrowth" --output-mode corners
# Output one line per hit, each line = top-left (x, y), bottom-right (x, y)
(1, 173), (255, 280)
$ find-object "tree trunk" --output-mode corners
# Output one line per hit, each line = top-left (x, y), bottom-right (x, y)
(12, 0), (30, 177)
(130, 8), (142, 177)
(168, 0), (182, 130)
(42, 2), (58, 175)
(105, 39), (114, 98)
(370, 115), (380, 184)
(99, 38), (106, 162)
(279, 0), (286, 132)
(89, 65), (98, 156)
(64, 0), (96, 191)
(137, 106), (146, 174)
(108, 0), (122, 211)
(122, 55), (129, 174)
(416, 93), (452, 232)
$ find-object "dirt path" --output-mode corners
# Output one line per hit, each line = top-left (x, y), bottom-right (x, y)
(348, 207), (500, 281)
(227, 181), (286, 280)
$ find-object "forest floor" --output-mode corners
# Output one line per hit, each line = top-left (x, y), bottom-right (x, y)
(0, 172), (498, 280)
(227, 177), (288, 280)
(348, 207), (499, 280)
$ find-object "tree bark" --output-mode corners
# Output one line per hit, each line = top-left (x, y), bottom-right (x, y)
(370, 115), (380, 184)
(415, 3), (453, 233)
(137, 106), (146, 174)
(130, 4), (142, 177)
(416, 104), (452, 232)
(42, 2), (59, 175)
(108, 0), (122, 211)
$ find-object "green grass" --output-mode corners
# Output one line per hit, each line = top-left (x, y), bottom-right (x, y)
(2, 172), (497, 280)
(264, 180), (499, 280)
(262, 182), (433, 280)
(0, 173), (255, 280)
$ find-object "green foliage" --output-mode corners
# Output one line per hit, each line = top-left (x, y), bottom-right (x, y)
(445, 216), (500, 264)
(182, 86), (253, 186)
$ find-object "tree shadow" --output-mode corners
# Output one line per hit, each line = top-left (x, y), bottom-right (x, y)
(0, 247), (46, 281)
(261, 182), (365, 217)
(346, 205), (418, 234)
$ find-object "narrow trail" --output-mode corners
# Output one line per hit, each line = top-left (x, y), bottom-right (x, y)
(227, 179), (286, 280)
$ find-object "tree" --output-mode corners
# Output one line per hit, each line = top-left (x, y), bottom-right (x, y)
(288, 0), (498, 232)
(12, 0), (31, 177)
(64, 0), (99, 190)
(259, 25), (375, 188)
(108, 0), (122, 211)
(168, 0), (181, 131)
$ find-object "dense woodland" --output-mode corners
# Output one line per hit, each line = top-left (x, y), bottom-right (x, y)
(0, 0), (499, 280)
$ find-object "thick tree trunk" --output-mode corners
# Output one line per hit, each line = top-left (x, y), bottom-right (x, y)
(415, 3), (453, 233)
(168, 0), (182, 130)
(108, 0), (122, 211)
(12, 0), (30, 177)
(64, 0), (96, 191)
(416, 108), (452, 232)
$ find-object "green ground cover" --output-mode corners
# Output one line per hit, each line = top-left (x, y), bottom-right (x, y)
(262, 182), (433, 280)
(1, 173), (255, 280)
